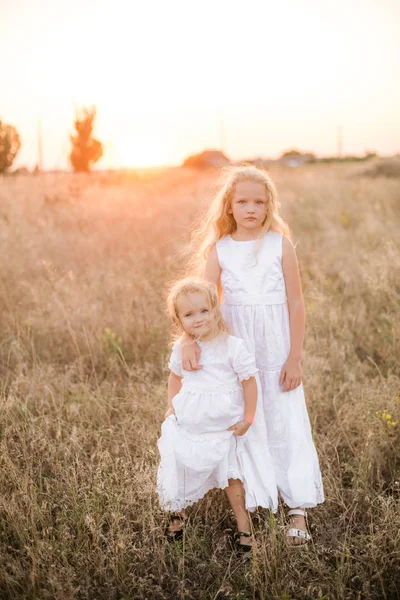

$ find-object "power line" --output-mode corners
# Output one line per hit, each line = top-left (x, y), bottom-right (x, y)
(337, 125), (343, 158)
(37, 117), (43, 171)
(218, 109), (225, 153)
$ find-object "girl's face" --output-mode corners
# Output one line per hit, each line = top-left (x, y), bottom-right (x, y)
(176, 291), (215, 340)
(229, 180), (268, 230)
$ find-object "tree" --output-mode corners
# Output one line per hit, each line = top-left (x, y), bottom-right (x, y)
(69, 106), (103, 172)
(0, 120), (21, 173)
(183, 149), (230, 168)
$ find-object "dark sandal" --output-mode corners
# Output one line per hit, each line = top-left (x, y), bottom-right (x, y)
(232, 531), (253, 553)
(165, 514), (184, 542)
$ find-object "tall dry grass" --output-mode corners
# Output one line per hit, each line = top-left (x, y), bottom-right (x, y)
(0, 164), (399, 600)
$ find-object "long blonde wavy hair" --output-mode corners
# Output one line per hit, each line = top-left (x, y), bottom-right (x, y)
(167, 277), (229, 341)
(188, 165), (291, 274)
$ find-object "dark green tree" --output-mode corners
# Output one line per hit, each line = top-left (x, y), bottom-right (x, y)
(0, 120), (21, 173)
(69, 106), (103, 172)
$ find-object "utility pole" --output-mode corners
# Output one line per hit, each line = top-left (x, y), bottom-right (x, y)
(337, 125), (343, 159)
(37, 117), (44, 171)
(218, 109), (225, 154)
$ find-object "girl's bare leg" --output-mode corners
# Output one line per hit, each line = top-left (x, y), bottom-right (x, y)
(225, 478), (252, 546)
(167, 511), (184, 534)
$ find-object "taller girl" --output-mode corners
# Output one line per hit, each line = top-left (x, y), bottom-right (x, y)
(183, 165), (324, 544)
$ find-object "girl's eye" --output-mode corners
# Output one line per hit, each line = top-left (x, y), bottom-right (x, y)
(257, 200), (265, 204)
(201, 309), (209, 313)
(238, 200), (246, 204)
(185, 313), (192, 317)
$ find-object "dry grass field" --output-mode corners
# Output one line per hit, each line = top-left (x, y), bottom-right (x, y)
(0, 163), (399, 600)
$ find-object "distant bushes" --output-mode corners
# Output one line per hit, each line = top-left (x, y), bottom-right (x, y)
(318, 152), (377, 164)
(0, 120), (21, 173)
(183, 149), (230, 169)
(361, 158), (400, 178)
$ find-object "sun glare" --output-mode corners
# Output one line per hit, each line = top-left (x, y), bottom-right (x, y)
(115, 136), (170, 169)
(2, 0), (399, 169)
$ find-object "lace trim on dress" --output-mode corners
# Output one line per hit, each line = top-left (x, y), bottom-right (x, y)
(180, 384), (242, 394)
(238, 368), (259, 382)
(158, 476), (233, 512)
(175, 426), (233, 443)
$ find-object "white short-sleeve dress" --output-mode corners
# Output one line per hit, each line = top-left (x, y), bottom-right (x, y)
(216, 232), (324, 508)
(157, 334), (278, 513)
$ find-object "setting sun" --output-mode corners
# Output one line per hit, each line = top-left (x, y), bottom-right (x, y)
(1, 0), (399, 170)
(113, 136), (169, 169)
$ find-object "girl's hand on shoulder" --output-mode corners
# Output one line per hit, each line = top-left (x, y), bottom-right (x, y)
(164, 406), (176, 419)
(181, 339), (202, 371)
(228, 419), (252, 436)
(279, 356), (302, 392)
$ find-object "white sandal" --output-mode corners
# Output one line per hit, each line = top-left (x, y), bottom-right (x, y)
(287, 509), (311, 545)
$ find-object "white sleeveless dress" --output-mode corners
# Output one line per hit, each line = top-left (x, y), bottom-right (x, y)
(216, 232), (324, 508)
(157, 334), (278, 513)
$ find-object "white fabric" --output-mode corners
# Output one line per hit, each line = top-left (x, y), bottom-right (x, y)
(287, 509), (307, 517)
(216, 233), (324, 508)
(157, 334), (279, 512)
(287, 528), (311, 541)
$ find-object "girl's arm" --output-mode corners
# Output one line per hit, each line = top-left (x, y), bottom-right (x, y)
(165, 371), (183, 417)
(204, 245), (221, 285)
(181, 245), (221, 370)
(228, 376), (257, 436)
(180, 333), (201, 371)
(280, 236), (305, 392)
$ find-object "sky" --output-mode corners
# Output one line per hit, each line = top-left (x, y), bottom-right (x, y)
(1, 0), (400, 169)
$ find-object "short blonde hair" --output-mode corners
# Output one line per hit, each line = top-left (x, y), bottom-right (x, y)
(167, 277), (229, 340)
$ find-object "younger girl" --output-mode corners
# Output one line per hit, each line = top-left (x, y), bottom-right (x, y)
(157, 278), (278, 550)
(182, 165), (324, 545)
